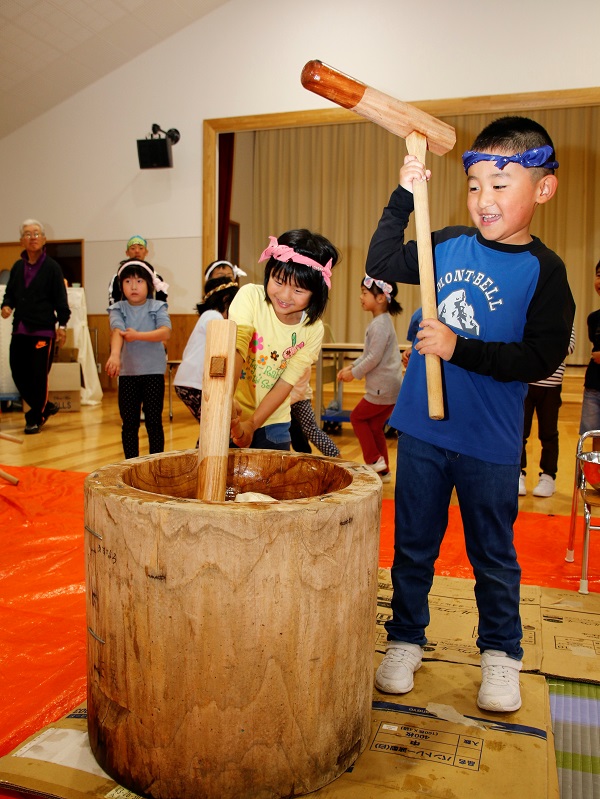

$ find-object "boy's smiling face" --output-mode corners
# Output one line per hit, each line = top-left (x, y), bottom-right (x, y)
(466, 154), (556, 246)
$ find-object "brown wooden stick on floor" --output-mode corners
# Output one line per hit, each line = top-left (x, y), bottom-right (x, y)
(1, 431), (24, 444)
(0, 466), (19, 485)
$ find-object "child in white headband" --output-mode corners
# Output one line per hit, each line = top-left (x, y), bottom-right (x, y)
(116, 259), (169, 296)
(108, 250), (169, 306)
(105, 258), (172, 460)
(174, 276), (239, 440)
(338, 275), (403, 481)
(204, 259), (247, 283)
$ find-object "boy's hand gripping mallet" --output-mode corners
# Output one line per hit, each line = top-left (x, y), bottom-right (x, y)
(196, 318), (238, 501)
(301, 60), (456, 420)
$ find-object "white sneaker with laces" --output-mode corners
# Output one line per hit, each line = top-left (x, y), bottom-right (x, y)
(370, 456), (388, 473)
(477, 650), (522, 712)
(375, 642), (423, 694)
(518, 473), (526, 496)
(533, 473), (555, 497)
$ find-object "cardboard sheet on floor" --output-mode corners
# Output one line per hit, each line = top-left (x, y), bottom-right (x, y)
(377, 571), (544, 671)
(0, 658), (558, 799)
(377, 570), (600, 685)
(539, 587), (600, 684)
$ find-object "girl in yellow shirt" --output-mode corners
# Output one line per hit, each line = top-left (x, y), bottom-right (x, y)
(230, 229), (338, 450)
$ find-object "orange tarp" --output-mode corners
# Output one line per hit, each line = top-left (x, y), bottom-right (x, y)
(0, 463), (597, 777)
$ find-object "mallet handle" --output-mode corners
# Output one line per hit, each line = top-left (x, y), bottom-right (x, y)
(196, 319), (238, 501)
(301, 61), (455, 156)
(406, 132), (444, 420)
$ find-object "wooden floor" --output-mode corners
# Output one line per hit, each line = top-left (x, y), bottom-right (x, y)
(0, 367), (587, 516)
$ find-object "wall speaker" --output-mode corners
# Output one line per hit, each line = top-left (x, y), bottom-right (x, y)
(137, 137), (173, 169)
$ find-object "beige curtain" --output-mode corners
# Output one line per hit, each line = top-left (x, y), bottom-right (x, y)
(253, 107), (600, 363)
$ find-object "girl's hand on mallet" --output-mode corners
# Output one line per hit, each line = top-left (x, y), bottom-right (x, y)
(414, 318), (457, 361)
(231, 419), (254, 448)
(230, 400), (254, 448)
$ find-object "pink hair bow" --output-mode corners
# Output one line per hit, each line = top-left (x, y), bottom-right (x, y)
(259, 236), (332, 289)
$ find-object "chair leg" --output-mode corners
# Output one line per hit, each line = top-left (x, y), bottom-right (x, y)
(566, 467), (579, 562)
(579, 503), (591, 595)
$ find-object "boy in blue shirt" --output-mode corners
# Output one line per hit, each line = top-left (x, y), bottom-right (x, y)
(367, 116), (575, 712)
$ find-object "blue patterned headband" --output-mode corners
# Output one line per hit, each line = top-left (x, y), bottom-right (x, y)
(363, 274), (392, 302)
(462, 145), (558, 174)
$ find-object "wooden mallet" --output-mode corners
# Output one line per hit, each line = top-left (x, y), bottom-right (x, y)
(196, 318), (238, 501)
(301, 60), (456, 420)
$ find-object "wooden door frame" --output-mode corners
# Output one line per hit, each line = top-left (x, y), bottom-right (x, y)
(202, 86), (600, 266)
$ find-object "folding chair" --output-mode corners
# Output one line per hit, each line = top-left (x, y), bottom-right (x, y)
(565, 429), (600, 594)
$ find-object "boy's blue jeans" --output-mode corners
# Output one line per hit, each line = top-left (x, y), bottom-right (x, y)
(387, 432), (524, 660)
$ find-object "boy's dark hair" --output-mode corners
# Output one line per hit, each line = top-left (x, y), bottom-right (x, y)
(118, 261), (155, 299)
(197, 276), (239, 316)
(471, 116), (557, 176)
(363, 278), (403, 317)
(263, 228), (339, 324)
(595, 260), (600, 275)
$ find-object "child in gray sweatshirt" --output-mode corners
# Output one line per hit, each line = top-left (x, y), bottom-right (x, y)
(338, 275), (403, 480)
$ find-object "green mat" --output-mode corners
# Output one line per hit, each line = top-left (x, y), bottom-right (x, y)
(548, 679), (600, 799)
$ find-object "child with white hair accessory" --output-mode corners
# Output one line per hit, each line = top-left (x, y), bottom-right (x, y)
(174, 276), (239, 441)
(105, 259), (171, 459)
(108, 235), (169, 306)
(337, 274), (403, 481)
(204, 259), (247, 284)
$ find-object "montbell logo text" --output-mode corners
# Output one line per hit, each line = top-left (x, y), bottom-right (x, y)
(436, 268), (503, 312)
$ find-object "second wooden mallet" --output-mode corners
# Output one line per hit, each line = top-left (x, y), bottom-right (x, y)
(301, 60), (456, 420)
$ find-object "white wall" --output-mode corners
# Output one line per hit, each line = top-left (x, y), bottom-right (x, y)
(0, 0), (594, 313)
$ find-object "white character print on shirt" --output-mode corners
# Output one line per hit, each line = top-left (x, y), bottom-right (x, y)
(438, 289), (480, 335)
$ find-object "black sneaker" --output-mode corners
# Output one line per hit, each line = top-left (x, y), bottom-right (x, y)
(43, 401), (60, 419)
(24, 423), (41, 435)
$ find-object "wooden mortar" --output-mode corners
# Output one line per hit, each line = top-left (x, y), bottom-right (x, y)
(85, 448), (382, 799)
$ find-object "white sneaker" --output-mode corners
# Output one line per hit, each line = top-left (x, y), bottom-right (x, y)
(370, 456), (388, 473)
(518, 474), (526, 496)
(379, 471), (392, 483)
(375, 642), (423, 694)
(533, 474), (555, 497)
(477, 650), (522, 712)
